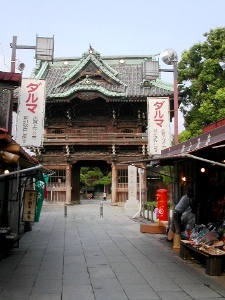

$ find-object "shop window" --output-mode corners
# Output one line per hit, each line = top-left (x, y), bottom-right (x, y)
(118, 169), (128, 188)
(48, 170), (66, 188)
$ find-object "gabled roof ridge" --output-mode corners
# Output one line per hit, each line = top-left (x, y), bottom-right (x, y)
(52, 54), (160, 62)
(61, 55), (90, 80)
(100, 60), (118, 77)
(55, 47), (127, 88)
(34, 61), (49, 79)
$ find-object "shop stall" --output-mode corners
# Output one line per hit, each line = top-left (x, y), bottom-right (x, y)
(146, 121), (225, 274)
(0, 133), (52, 258)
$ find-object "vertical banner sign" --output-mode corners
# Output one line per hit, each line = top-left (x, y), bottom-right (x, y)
(22, 190), (38, 222)
(0, 90), (10, 130)
(35, 174), (49, 222)
(128, 165), (137, 201)
(16, 79), (46, 147)
(147, 97), (171, 155)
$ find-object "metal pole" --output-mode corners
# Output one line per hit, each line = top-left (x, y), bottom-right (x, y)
(8, 35), (50, 136)
(0, 164), (43, 179)
(184, 153), (225, 168)
(100, 204), (103, 217)
(64, 204), (67, 217)
(173, 62), (179, 145)
(8, 36), (17, 136)
(11, 36), (17, 73)
(139, 170), (142, 216)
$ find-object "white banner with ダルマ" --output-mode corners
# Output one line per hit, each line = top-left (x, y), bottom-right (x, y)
(16, 78), (46, 147)
(147, 97), (171, 155)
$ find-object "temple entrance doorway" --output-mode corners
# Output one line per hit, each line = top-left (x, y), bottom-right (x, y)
(72, 160), (111, 204)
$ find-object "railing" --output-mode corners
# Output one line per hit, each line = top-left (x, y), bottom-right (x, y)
(44, 132), (148, 141)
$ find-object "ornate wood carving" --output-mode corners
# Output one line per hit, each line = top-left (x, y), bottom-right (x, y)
(76, 92), (99, 100)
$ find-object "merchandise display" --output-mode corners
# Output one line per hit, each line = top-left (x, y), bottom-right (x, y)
(181, 222), (225, 255)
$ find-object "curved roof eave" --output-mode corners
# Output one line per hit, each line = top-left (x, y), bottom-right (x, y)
(153, 79), (174, 92)
(48, 85), (126, 99)
(34, 61), (49, 79)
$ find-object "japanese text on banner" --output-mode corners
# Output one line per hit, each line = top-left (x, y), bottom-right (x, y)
(16, 79), (46, 147)
(147, 97), (171, 155)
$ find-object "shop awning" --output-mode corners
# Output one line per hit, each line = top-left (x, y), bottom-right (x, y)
(160, 124), (225, 158)
(0, 133), (53, 181)
(145, 153), (225, 168)
(0, 71), (22, 88)
(121, 124), (225, 168)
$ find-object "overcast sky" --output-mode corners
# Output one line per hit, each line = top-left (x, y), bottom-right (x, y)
(1, 0), (225, 132)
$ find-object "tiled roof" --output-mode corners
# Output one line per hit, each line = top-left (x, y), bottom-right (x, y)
(32, 47), (174, 100)
(58, 53), (126, 87)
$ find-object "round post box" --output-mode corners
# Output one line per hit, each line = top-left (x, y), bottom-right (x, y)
(156, 189), (168, 221)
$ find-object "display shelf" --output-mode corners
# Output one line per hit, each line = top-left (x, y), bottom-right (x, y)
(180, 240), (225, 276)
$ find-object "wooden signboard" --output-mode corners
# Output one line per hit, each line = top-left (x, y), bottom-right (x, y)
(22, 190), (38, 222)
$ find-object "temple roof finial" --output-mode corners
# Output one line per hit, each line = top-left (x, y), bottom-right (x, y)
(89, 44), (94, 54)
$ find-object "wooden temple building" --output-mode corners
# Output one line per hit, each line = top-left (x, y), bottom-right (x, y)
(30, 46), (175, 205)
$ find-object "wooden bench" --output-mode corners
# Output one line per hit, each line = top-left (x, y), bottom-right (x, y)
(180, 240), (225, 276)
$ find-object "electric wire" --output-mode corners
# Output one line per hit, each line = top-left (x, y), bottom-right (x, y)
(0, 42), (10, 71)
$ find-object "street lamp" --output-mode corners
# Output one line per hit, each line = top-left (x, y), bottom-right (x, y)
(10, 35), (54, 72)
(160, 48), (179, 145)
(142, 50), (179, 145)
(8, 35), (54, 135)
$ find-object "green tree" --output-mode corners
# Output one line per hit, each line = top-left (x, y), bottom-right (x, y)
(93, 172), (112, 188)
(80, 173), (89, 187)
(160, 166), (173, 185)
(80, 167), (111, 190)
(178, 27), (225, 138)
(178, 130), (192, 143)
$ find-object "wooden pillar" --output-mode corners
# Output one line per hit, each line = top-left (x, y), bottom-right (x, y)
(73, 165), (80, 204)
(111, 162), (117, 205)
(174, 162), (180, 204)
(66, 162), (71, 204)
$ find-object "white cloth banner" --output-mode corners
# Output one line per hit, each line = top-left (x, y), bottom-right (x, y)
(147, 97), (171, 155)
(16, 79), (46, 147)
(128, 165), (137, 201)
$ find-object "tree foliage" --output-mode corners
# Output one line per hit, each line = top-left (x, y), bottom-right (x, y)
(93, 172), (112, 187)
(80, 167), (111, 188)
(160, 165), (173, 185)
(178, 27), (225, 138)
(178, 130), (192, 143)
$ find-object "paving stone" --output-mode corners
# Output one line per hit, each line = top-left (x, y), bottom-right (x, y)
(0, 201), (224, 300)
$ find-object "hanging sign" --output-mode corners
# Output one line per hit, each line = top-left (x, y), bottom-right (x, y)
(16, 78), (46, 147)
(147, 97), (171, 155)
(22, 190), (38, 222)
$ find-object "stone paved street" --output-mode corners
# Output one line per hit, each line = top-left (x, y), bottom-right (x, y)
(0, 200), (225, 300)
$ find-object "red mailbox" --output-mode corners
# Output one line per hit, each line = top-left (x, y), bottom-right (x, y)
(156, 189), (168, 221)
